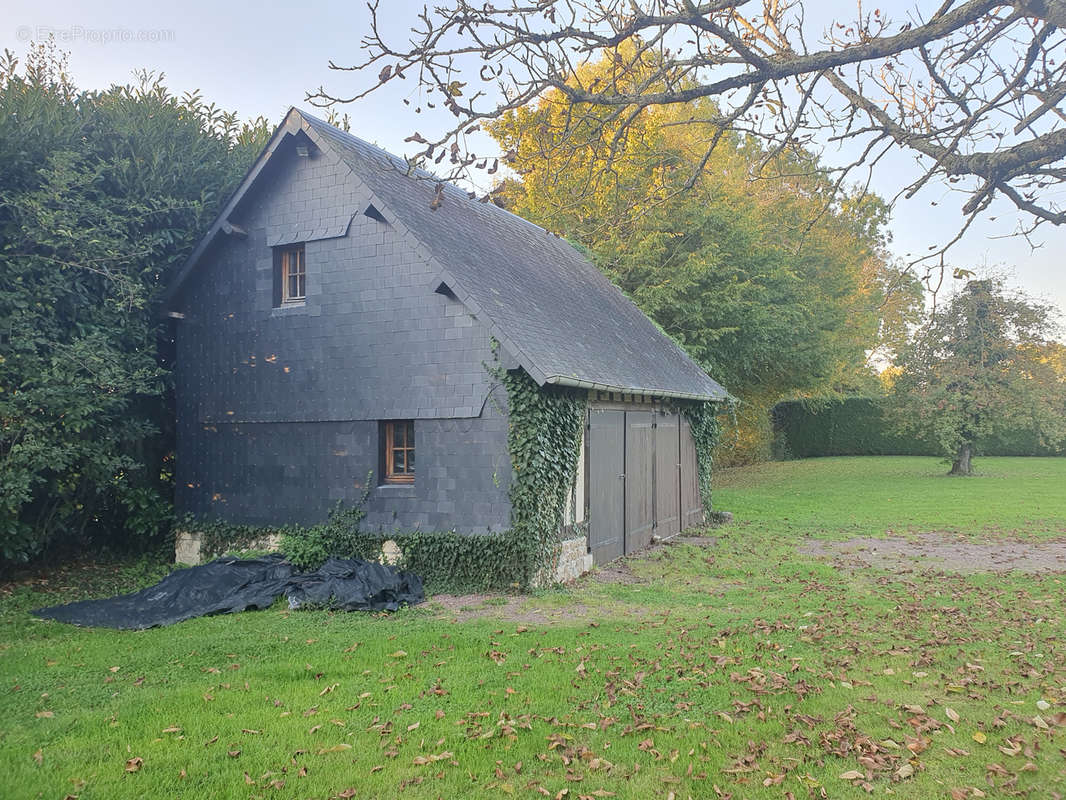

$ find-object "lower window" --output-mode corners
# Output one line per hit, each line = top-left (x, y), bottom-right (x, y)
(382, 420), (415, 483)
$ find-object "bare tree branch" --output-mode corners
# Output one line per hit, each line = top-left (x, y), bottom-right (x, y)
(309, 0), (1066, 257)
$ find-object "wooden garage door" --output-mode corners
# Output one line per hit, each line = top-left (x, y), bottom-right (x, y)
(588, 406), (704, 566)
(624, 410), (655, 554)
(680, 414), (704, 528)
(587, 409), (625, 564)
(654, 410), (681, 538)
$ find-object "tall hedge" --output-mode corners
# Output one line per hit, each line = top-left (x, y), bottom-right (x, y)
(0, 44), (269, 562)
(773, 398), (1063, 459)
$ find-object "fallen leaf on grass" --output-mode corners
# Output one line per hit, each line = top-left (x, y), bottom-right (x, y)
(125, 757), (144, 773)
(316, 744), (352, 754)
(35, 711), (54, 718)
(894, 762), (914, 781)
(839, 770), (865, 780)
(389, 650), (407, 658)
(945, 707), (960, 723)
(32, 749), (42, 766)
(412, 751), (453, 766)
(161, 726), (181, 734)
(972, 731), (987, 744)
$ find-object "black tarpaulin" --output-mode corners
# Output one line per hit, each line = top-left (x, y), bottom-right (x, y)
(32, 554), (425, 630)
(285, 557), (424, 612)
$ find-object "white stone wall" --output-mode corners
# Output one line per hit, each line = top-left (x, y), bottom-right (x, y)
(532, 536), (593, 587)
(554, 536), (593, 583)
(174, 530), (282, 565)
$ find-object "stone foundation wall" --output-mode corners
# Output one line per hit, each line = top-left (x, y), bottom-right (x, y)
(555, 536), (593, 583)
(532, 536), (593, 587)
(175, 530), (282, 565)
(177, 530), (593, 587)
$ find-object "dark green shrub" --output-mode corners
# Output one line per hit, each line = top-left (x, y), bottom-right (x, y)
(280, 480), (377, 570)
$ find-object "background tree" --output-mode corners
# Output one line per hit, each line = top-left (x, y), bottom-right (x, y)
(488, 50), (923, 460)
(890, 277), (1065, 475)
(312, 0), (1066, 280)
(0, 43), (270, 562)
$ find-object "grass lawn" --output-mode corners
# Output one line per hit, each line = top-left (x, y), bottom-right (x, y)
(1, 456), (1064, 799)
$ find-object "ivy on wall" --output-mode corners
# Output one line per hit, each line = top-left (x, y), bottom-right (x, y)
(681, 401), (724, 514)
(499, 368), (587, 587)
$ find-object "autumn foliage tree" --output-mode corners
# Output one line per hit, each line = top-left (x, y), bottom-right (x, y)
(487, 51), (921, 460)
(890, 278), (1065, 475)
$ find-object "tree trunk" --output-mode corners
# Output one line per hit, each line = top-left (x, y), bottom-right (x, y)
(949, 442), (973, 476)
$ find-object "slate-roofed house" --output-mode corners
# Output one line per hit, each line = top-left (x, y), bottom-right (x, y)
(166, 108), (728, 574)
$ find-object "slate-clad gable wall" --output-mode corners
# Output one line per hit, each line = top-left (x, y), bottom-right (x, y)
(174, 139), (511, 531)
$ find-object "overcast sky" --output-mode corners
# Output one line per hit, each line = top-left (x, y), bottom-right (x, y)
(5, 0), (1065, 319)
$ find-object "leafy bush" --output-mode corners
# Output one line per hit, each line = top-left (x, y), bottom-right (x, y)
(388, 530), (534, 593)
(280, 479), (377, 570)
(0, 44), (269, 562)
(281, 508), (381, 571)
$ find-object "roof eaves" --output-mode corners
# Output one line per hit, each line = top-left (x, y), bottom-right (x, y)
(542, 374), (729, 403)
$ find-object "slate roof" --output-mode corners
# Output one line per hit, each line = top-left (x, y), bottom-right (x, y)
(171, 109), (728, 402)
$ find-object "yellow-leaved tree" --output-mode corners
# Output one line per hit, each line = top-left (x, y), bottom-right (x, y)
(487, 49), (921, 463)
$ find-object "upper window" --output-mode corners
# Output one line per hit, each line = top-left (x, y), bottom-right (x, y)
(274, 243), (305, 306)
(383, 420), (415, 484)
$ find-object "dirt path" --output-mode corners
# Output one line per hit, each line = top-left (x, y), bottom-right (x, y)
(800, 532), (1066, 573)
(427, 534), (718, 622)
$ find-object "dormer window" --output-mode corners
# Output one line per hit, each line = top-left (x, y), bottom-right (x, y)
(274, 243), (305, 305)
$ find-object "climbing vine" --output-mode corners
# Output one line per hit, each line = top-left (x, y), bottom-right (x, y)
(499, 368), (587, 587)
(682, 400), (725, 515)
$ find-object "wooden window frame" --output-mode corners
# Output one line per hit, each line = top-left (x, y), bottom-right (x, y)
(383, 420), (415, 484)
(274, 243), (306, 306)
